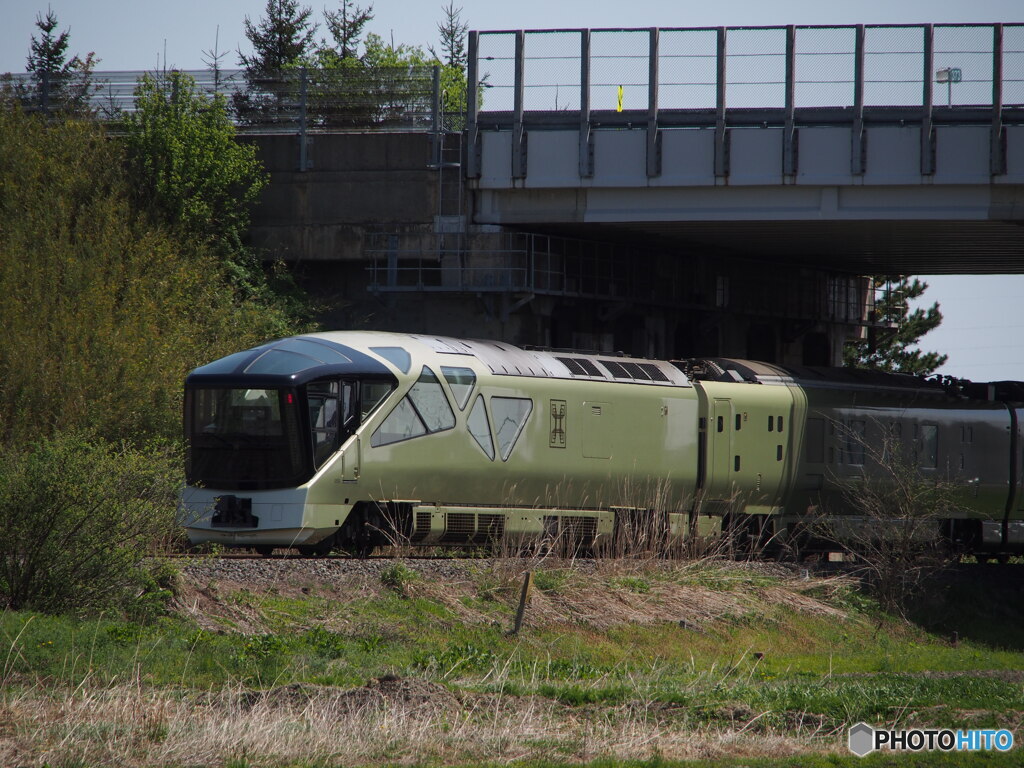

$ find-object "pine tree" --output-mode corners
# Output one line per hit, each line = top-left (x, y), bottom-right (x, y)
(22, 9), (96, 114)
(429, 2), (468, 69)
(322, 0), (374, 63)
(238, 0), (318, 75)
(235, 0), (318, 126)
(844, 277), (948, 375)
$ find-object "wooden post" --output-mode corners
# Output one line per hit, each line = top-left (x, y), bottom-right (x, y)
(511, 571), (534, 635)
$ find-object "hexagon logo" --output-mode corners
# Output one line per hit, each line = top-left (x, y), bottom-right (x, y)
(849, 722), (875, 757)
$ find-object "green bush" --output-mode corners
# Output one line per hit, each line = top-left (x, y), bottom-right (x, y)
(0, 433), (180, 615)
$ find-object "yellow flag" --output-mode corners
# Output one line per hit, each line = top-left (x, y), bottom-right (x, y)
(617, 85), (624, 112)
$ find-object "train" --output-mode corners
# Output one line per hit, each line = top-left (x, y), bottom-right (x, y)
(179, 330), (1024, 559)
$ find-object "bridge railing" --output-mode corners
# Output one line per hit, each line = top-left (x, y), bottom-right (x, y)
(470, 24), (1023, 115)
(466, 24), (1022, 178)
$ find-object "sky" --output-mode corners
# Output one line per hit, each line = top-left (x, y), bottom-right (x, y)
(1, 0), (1023, 380)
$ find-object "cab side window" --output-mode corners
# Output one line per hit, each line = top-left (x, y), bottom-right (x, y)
(371, 367), (455, 447)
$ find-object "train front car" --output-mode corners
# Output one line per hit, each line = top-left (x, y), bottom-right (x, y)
(180, 333), (400, 554)
(181, 331), (704, 555)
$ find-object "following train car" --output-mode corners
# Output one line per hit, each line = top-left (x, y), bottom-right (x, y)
(179, 331), (1024, 558)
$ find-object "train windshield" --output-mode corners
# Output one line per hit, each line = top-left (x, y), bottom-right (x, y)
(186, 388), (306, 491)
(186, 378), (397, 490)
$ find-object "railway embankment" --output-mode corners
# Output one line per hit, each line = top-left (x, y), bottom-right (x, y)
(2, 556), (1023, 767)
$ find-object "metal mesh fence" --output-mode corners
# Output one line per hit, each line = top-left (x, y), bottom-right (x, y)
(659, 29), (717, 110)
(524, 31), (582, 112)
(474, 23), (1023, 115)
(590, 29), (650, 112)
(6, 24), (1020, 132)
(934, 26), (994, 107)
(795, 27), (856, 109)
(725, 27), (787, 109)
(1008, 26), (1024, 106)
(476, 32), (516, 114)
(863, 26), (925, 107)
(3, 65), (439, 130)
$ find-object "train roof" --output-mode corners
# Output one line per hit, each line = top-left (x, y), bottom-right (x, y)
(185, 335), (393, 387)
(185, 331), (691, 388)
(693, 358), (946, 393)
(186, 332), (1023, 403)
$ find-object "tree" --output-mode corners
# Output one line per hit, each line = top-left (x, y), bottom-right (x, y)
(0, 105), (297, 444)
(238, 0), (318, 74)
(321, 0), (374, 63)
(122, 71), (266, 250)
(20, 9), (97, 114)
(121, 70), (309, 322)
(427, 3), (473, 129)
(844, 277), (948, 375)
(235, 0), (319, 125)
(428, 2), (468, 69)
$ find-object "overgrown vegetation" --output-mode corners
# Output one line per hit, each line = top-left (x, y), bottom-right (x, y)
(2, 559), (1022, 766)
(807, 425), (964, 616)
(0, 433), (181, 615)
(0, 96), (304, 613)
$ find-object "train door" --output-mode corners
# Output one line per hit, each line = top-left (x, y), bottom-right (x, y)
(703, 398), (735, 508)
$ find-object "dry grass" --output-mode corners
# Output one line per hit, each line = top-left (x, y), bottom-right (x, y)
(0, 675), (824, 767)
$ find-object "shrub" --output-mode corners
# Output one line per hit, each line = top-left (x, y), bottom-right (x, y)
(0, 433), (180, 615)
(379, 562), (418, 596)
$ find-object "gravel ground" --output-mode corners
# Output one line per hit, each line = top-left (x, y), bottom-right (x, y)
(176, 552), (821, 590)
(179, 555), (493, 587)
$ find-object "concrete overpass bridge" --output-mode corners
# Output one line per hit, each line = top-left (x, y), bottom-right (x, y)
(239, 24), (1024, 363)
(463, 24), (1024, 274)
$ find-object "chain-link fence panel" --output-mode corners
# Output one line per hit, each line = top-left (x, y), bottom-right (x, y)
(725, 27), (786, 109)
(476, 32), (517, 115)
(795, 27), (856, 108)
(933, 25), (994, 107)
(1, 68), (248, 120)
(864, 26), (925, 107)
(524, 30), (583, 112)
(590, 29), (650, 112)
(1007, 25), (1024, 107)
(659, 29), (718, 110)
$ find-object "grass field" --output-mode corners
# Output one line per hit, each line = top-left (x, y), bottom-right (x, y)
(1, 556), (1022, 767)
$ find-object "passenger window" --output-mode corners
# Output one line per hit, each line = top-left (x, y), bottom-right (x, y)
(491, 397), (533, 460)
(920, 424), (938, 469)
(441, 366), (476, 410)
(845, 420), (866, 466)
(371, 398), (426, 446)
(467, 395), (495, 459)
(805, 418), (824, 463)
(408, 367), (455, 432)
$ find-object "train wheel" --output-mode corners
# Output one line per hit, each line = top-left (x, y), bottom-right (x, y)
(254, 546), (274, 557)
